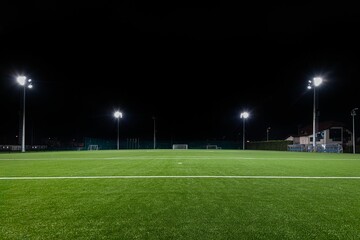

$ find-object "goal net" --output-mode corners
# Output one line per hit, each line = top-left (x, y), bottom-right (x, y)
(206, 145), (218, 149)
(88, 145), (99, 150)
(172, 144), (188, 150)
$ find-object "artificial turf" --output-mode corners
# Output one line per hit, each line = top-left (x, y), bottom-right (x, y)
(1, 150), (360, 239)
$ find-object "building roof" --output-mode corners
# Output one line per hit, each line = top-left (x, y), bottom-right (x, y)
(298, 121), (346, 136)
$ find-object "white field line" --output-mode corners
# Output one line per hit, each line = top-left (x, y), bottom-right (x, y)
(1, 157), (360, 161)
(1, 176), (360, 180)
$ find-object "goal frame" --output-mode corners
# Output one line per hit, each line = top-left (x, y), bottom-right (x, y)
(206, 145), (218, 149)
(172, 144), (188, 150)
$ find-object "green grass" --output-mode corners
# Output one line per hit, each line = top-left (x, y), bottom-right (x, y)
(1, 150), (360, 239)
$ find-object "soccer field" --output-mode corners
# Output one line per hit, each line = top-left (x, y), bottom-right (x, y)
(1, 150), (360, 239)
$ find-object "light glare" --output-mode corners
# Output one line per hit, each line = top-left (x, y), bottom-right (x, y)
(313, 77), (323, 87)
(114, 111), (123, 118)
(16, 76), (26, 86)
(240, 112), (249, 119)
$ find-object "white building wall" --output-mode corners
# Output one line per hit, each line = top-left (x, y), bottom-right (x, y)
(301, 127), (348, 145)
(300, 136), (309, 144)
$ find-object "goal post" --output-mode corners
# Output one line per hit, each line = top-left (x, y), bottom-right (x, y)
(172, 144), (188, 150)
(206, 145), (218, 149)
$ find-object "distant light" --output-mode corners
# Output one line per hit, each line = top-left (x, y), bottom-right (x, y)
(114, 111), (123, 118)
(28, 84), (33, 89)
(313, 77), (323, 87)
(240, 112), (249, 119)
(307, 85), (312, 89)
(28, 79), (32, 83)
(16, 76), (26, 86)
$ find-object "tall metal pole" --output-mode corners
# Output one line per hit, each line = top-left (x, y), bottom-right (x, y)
(240, 112), (249, 150)
(17, 76), (32, 153)
(312, 86), (316, 151)
(308, 77), (322, 152)
(153, 117), (156, 149)
(352, 108), (358, 154)
(117, 118), (119, 150)
(21, 86), (26, 152)
(113, 111), (122, 150)
(243, 118), (246, 150)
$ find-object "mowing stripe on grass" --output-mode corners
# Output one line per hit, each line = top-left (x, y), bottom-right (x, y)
(1, 176), (360, 180)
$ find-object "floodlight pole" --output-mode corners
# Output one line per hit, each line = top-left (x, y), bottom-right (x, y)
(17, 76), (32, 153)
(243, 118), (246, 150)
(21, 85), (26, 153)
(114, 111), (123, 150)
(152, 116), (156, 149)
(351, 108), (358, 154)
(267, 127), (270, 141)
(117, 117), (120, 150)
(308, 77), (322, 152)
(240, 112), (249, 150)
(312, 85), (316, 151)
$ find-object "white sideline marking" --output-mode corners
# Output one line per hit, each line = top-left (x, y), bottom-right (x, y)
(1, 176), (360, 180)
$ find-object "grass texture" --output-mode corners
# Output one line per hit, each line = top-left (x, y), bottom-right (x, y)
(1, 150), (360, 239)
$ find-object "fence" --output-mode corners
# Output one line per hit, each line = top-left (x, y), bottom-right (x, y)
(246, 141), (292, 151)
(287, 143), (343, 153)
(0, 145), (47, 152)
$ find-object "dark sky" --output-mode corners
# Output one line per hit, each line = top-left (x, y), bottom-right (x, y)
(1, 2), (360, 144)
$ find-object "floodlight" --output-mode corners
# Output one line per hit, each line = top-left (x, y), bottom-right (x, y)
(307, 76), (324, 151)
(114, 110), (123, 150)
(114, 111), (122, 118)
(16, 75), (33, 152)
(313, 77), (323, 87)
(17, 76), (26, 86)
(240, 111), (250, 150)
(240, 112), (249, 119)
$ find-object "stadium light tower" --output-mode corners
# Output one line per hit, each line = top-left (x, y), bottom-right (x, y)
(240, 112), (249, 150)
(152, 116), (156, 149)
(16, 75), (33, 153)
(351, 108), (358, 154)
(114, 110), (123, 150)
(307, 77), (323, 151)
(267, 127), (271, 141)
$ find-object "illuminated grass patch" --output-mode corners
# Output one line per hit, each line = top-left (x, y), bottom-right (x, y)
(1, 150), (360, 239)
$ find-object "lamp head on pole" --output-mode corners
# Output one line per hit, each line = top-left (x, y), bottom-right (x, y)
(16, 76), (27, 86)
(307, 77), (323, 89)
(17, 76), (33, 88)
(351, 108), (358, 116)
(114, 111), (123, 119)
(240, 112), (249, 119)
(27, 79), (33, 89)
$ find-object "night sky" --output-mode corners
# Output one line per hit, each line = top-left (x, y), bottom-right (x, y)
(1, 3), (360, 145)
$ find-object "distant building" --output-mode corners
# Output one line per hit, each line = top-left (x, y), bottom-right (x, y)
(289, 121), (352, 147)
